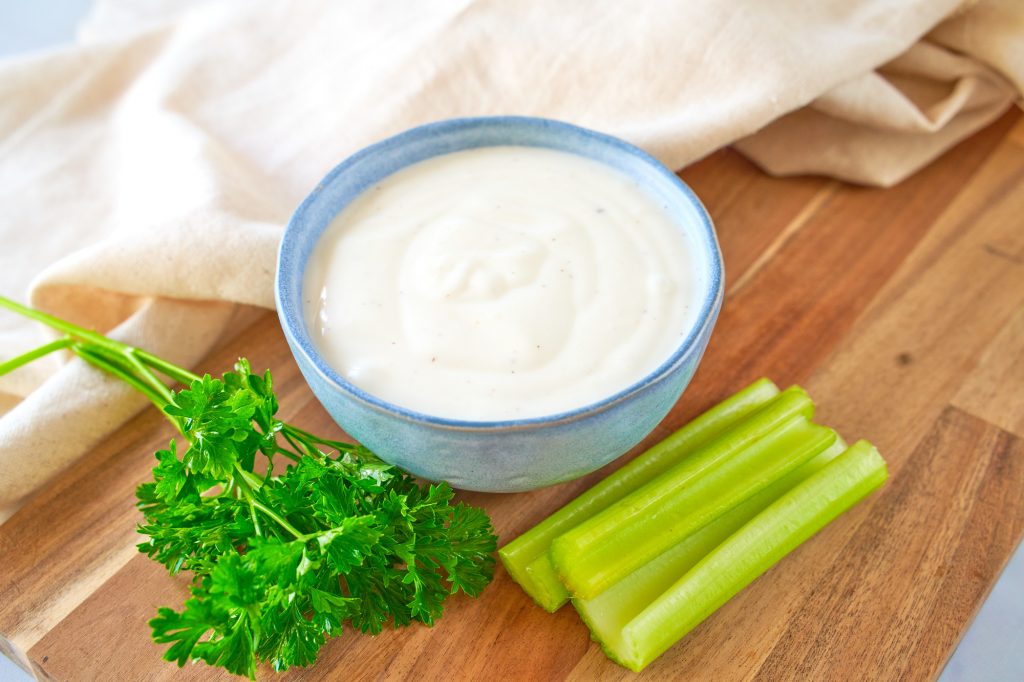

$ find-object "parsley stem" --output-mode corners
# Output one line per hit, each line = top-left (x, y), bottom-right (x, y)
(281, 424), (364, 456)
(232, 463), (305, 540)
(0, 337), (74, 376)
(275, 446), (303, 463)
(249, 501), (263, 537)
(73, 343), (192, 434)
(236, 467), (265, 491)
(279, 430), (310, 461)
(0, 297), (359, 463)
(135, 349), (200, 386)
(251, 498), (305, 540)
(72, 345), (170, 413)
(124, 348), (175, 405)
(0, 295), (127, 355)
(77, 342), (171, 404)
(0, 294), (198, 390)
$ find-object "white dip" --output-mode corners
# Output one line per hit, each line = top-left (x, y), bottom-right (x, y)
(304, 146), (703, 420)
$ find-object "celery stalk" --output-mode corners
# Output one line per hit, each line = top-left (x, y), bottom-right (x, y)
(521, 554), (566, 610)
(551, 392), (827, 600)
(499, 378), (781, 611)
(618, 440), (888, 671)
(573, 437), (847, 664)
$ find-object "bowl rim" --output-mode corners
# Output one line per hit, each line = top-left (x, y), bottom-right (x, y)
(276, 115), (723, 431)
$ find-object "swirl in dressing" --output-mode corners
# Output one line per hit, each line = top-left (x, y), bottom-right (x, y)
(304, 146), (700, 420)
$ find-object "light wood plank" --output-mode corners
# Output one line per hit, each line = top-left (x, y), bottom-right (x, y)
(807, 117), (1024, 461)
(952, 303), (1024, 438)
(754, 407), (1024, 681)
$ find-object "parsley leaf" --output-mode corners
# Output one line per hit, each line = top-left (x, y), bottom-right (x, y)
(137, 361), (498, 678)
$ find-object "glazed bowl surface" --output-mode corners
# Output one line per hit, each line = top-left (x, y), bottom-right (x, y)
(276, 116), (723, 492)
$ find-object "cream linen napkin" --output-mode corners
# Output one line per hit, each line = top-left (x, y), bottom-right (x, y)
(1, 0), (1020, 518)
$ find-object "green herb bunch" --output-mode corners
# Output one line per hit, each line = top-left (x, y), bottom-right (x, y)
(0, 297), (497, 679)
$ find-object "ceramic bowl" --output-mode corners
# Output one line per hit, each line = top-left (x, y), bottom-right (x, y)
(276, 116), (723, 492)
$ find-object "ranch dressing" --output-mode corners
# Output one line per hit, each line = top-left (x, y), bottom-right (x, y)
(304, 146), (702, 420)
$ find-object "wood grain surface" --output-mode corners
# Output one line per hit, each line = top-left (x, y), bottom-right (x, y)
(1, 109), (1022, 682)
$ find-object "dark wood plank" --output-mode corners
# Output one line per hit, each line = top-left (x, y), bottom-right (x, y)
(677, 148), (829, 285)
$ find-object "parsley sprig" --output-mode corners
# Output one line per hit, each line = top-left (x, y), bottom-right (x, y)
(0, 296), (497, 678)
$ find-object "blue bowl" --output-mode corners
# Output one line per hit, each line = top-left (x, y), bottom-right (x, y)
(276, 116), (723, 492)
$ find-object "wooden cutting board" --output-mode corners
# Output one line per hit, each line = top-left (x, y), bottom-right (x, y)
(2, 109), (1022, 682)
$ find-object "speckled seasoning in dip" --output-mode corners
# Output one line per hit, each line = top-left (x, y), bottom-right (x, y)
(304, 146), (702, 420)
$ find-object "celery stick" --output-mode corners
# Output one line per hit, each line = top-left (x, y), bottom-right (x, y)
(521, 554), (567, 610)
(552, 403), (830, 600)
(499, 378), (781, 611)
(619, 440), (888, 672)
(573, 437), (847, 664)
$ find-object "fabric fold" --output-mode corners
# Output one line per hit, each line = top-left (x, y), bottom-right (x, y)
(0, 0), (1020, 516)
(735, 40), (1019, 185)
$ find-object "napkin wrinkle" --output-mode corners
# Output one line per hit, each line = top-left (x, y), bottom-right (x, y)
(31, 218), (284, 310)
(928, 0), (1024, 92)
(813, 43), (1014, 133)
